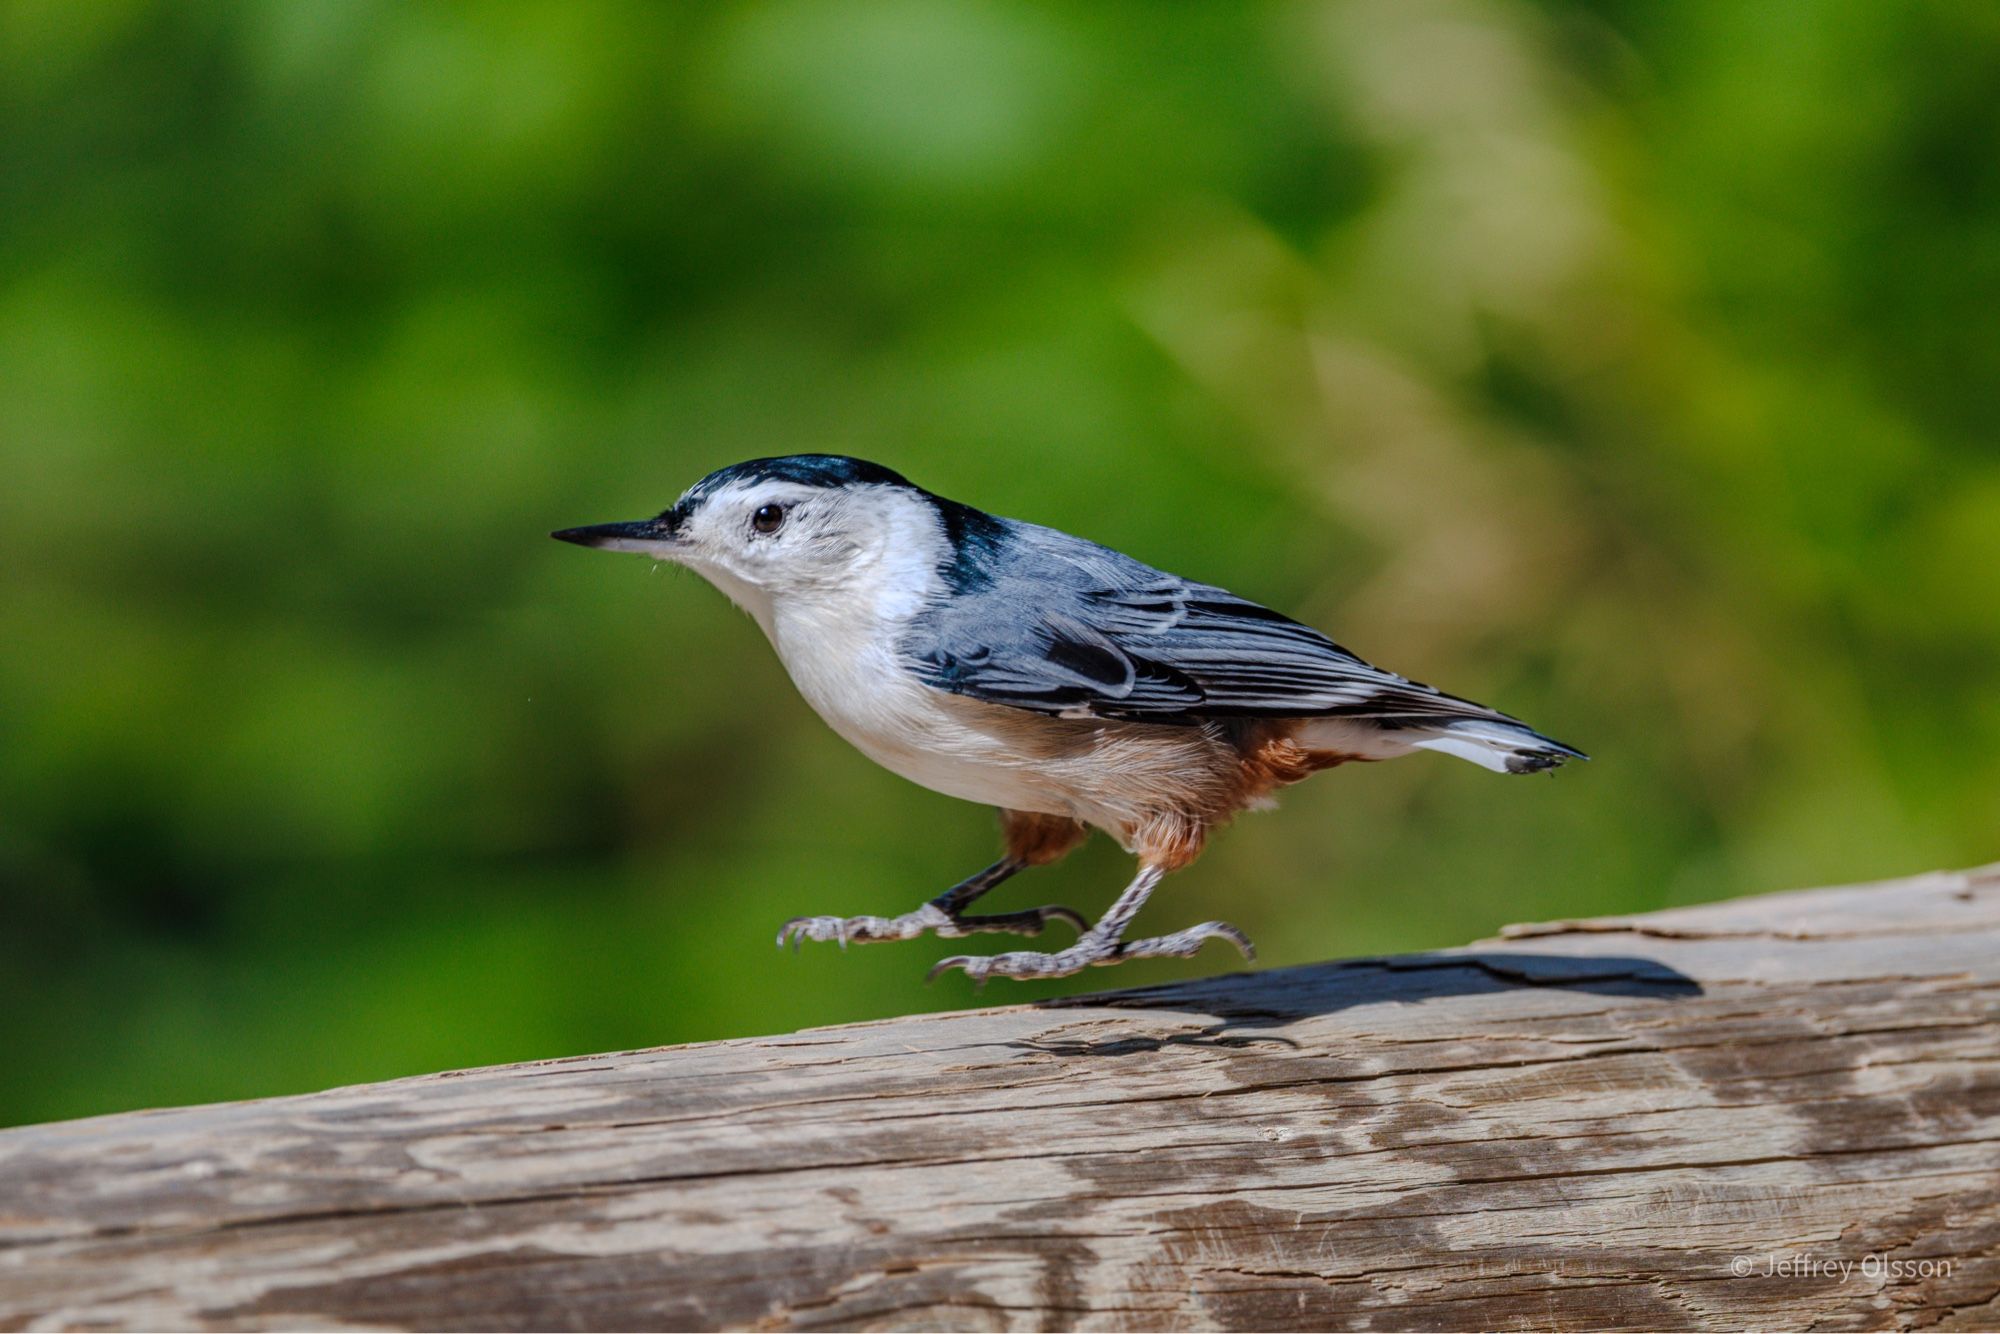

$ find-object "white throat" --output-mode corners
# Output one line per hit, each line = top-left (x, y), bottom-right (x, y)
(660, 487), (946, 696)
(765, 494), (943, 653)
(687, 560), (777, 638)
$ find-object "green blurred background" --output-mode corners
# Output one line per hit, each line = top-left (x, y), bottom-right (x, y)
(4, 0), (1997, 1129)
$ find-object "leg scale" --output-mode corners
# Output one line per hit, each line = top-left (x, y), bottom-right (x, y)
(928, 921), (1254, 985)
(777, 901), (1089, 950)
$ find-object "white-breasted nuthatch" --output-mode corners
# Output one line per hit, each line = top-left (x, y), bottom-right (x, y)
(555, 455), (1583, 984)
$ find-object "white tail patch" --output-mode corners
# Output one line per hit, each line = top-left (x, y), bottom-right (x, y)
(1297, 715), (1581, 775)
(1414, 717), (1580, 774)
(1410, 732), (1517, 773)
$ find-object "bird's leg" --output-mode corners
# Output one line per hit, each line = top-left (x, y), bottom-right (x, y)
(938, 861), (1093, 938)
(927, 862), (1254, 984)
(777, 857), (1089, 950)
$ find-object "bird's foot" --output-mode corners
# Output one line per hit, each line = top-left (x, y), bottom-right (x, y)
(927, 921), (1255, 985)
(778, 901), (1089, 951)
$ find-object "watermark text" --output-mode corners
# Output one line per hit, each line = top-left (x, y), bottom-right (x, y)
(1728, 1253), (1954, 1281)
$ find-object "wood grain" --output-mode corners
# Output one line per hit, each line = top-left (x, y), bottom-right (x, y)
(3, 865), (1998, 1331)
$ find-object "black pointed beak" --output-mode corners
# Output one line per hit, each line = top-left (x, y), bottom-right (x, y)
(550, 511), (681, 553)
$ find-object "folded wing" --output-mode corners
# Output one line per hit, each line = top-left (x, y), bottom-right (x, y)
(903, 520), (1524, 728)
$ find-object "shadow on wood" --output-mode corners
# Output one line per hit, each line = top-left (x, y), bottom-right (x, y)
(2, 864), (1996, 1331)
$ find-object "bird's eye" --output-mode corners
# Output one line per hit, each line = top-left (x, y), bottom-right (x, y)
(751, 503), (786, 535)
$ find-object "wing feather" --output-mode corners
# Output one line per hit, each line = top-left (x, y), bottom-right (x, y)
(903, 520), (1517, 726)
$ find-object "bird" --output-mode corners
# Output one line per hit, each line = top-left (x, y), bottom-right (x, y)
(553, 455), (1583, 984)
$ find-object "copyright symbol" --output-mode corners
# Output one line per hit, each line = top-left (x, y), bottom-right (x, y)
(1730, 1256), (1753, 1277)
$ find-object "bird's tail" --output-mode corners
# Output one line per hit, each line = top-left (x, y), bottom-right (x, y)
(1294, 707), (1586, 774)
(1405, 716), (1587, 774)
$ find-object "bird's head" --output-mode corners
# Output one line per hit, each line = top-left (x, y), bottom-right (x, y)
(554, 455), (954, 620)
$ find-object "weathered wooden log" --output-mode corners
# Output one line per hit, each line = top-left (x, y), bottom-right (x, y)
(3, 865), (1998, 1331)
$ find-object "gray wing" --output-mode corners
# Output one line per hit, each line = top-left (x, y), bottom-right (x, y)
(902, 519), (1512, 725)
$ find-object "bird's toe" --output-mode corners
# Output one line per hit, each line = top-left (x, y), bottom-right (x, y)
(1208, 921), (1256, 961)
(926, 954), (981, 985)
(776, 915), (850, 950)
(1044, 905), (1091, 934)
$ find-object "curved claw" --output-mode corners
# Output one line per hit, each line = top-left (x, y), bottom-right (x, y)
(925, 954), (988, 987)
(1111, 920), (1257, 966)
(1045, 906), (1090, 935)
(1211, 922), (1256, 962)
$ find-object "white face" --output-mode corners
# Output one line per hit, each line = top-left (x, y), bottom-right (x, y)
(671, 478), (874, 596)
(556, 462), (954, 632)
(659, 477), (950, 627)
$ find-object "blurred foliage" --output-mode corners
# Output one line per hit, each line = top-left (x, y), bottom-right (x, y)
(3, 0), (1997, 1128)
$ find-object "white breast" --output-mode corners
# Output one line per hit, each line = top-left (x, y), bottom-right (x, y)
(768, 598), (1076, 816)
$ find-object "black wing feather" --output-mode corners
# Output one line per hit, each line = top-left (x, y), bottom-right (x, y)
(903, 518), (1516, 726)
